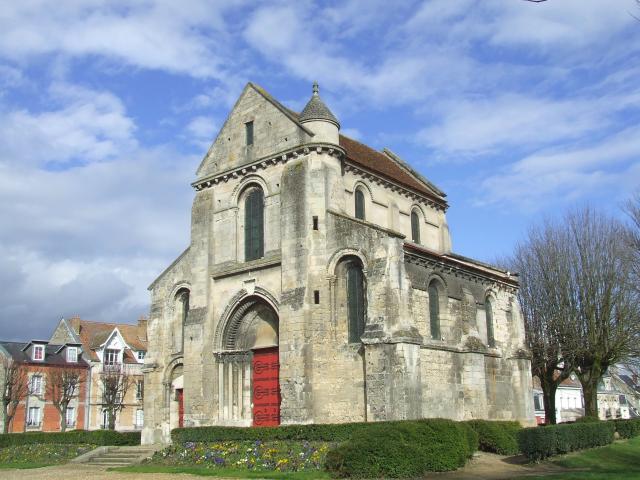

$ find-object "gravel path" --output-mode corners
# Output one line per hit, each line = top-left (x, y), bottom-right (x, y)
(0, 464), (232, 480)
(1, 453), (573, 479)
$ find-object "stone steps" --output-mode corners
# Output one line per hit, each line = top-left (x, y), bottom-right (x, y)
(78, 445), (160, 467)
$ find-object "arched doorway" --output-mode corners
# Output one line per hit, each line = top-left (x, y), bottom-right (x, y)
(168, 364), (183, 430)
(215, 295), (279, 426)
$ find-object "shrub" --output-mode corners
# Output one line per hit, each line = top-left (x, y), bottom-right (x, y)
(325, 419), (476, 478)
(174, 422), (398, 443)
(614, 418), (640, 439)
(0, 430), (140, 448)
(575, 416), (600, 423)
(465, 420), (521, 455)
(518, 422), (615, 461)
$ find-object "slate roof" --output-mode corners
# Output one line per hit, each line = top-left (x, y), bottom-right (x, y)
(299, 82), (340, 128)
(619, 375), (640, 393)
(0, 341), (89, 368)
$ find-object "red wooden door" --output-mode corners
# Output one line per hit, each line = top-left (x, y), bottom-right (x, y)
(176, 389), (184, 428)
(252, 347), (280, 426)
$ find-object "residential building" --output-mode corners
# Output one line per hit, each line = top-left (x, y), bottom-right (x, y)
(0, 340), (89, 432)
(49, 316), (147, 431)
(532, 370), (636, 424)
(142, 82), (534, 444)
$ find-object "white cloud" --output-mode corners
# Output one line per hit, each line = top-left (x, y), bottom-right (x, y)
(0, 81), (197, 340)
(0, 0), (244, 79)
(0, 82), (136, 167)
(418, 94), (606, 157)
(478, 126), (640, 210)
(185, 115), (218, 148)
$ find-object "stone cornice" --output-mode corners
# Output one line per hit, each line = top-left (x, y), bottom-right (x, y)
(404, 243), (518, 293)
(344, 161), (448, 212)
(420, 342), (503, 358)
(211, 255), (282, 280)
(192, 143), (346, 191)
(327, 209), (406, 239)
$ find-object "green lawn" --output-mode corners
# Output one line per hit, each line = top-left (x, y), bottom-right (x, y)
(112, 465), (332, 479)
(528, 436), (640, 480)
(0, 443), (96, 470)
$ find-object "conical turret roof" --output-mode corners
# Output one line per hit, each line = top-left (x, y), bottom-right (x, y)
(299, 82), (340, 128)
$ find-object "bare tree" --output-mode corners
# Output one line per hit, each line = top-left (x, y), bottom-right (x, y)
(512, 221), (576, 424)
(515, 207), (640, 419)
(1, 357), (29, 433)
(99, 363), (134, 430)
(624, 191), (640, 288)
(565, 208), (640, 417)
(46, 368), (85, 432)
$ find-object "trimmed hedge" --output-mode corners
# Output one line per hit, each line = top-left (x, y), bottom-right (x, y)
(614, 418), (640, 439)
(0, 430), (140, 448)
(324, 419), (477, 478)
(518, 421), (615, 461)
(465, 420), (521, 455)
(174, 421), (401, 443)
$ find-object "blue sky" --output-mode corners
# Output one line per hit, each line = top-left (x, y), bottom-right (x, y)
(1, 0), (639, 340)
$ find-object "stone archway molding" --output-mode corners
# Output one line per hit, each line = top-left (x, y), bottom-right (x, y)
(214, 287), (279, 351)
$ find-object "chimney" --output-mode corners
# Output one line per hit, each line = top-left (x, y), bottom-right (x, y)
(138, 315), (148, 337)
(69, 315), (81, 334)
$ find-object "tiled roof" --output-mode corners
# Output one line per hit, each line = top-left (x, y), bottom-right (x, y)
(532, 374), (582, 390)
(0, 341), (89, 368)
(339, 135), (445, 204)
(250, 83), (446, 205)
(70, 319), (147, 362)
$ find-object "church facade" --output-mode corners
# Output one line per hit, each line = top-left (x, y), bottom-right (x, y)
(142, 82), (534, 444)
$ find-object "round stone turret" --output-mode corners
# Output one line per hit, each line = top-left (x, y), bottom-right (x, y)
(299, 82), (340, 144)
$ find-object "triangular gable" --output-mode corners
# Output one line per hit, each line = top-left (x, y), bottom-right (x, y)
(98, 327), (131, 352)
(196, 82), (314, 179)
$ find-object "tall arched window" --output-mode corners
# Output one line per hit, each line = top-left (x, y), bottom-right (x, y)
(411, 210), (421, 244)
(486, 297), (495, 347)
(174, 288), (190, 352)
(428, 282), (441, 340)
(355, 188), (365, 220)
(347, 261), (366, 343)
(245, 188), (264, 261)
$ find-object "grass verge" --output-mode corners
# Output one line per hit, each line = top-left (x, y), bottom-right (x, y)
(0, 443), (96, 469)
(528, 436), (640, 480)
(111, 465), (332, 479)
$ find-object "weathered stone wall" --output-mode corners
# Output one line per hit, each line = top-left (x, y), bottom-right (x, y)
(343, 170), (450, 254)
(142, 84), (534, 444)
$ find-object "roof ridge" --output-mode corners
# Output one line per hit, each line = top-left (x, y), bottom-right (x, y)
(339, 134), (447, 206)
(381, 148), (445, 198)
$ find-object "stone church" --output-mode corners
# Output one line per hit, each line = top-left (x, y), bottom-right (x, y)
(142, 82), (534, 444)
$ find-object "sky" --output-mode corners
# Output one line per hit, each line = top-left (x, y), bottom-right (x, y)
(1, 0), (639, 341)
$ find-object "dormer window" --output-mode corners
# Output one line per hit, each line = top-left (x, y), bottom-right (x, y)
(137, 351), (145, 361)
(33, 345), (44, 361)
(67, 346), (78, 363)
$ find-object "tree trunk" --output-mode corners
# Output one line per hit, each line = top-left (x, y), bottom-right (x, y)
(108, 410), (116, 430)
(540, 375), (559, 424)
(581, 378), (599, 418)
(578, 364), (603, 418)
(2, 405), (9, 434)
(59, 406), (67, 432)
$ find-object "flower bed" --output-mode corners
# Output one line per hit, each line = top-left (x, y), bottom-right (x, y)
(0, 443), (96, 466)
(150, 440), (331, 472)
